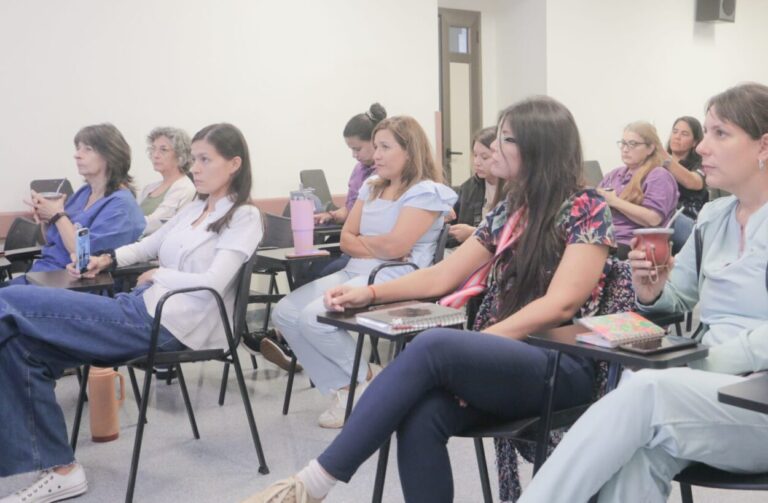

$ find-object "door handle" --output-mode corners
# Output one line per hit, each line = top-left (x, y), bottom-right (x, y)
(446, 149), (463, 157)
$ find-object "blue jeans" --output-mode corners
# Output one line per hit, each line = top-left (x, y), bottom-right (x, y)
(0, 284), (185, 477)
(317, 328), (595, 502)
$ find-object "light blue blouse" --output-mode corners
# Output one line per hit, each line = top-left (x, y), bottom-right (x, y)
(344, 176), (457, 281)
(642, 196), (768, 374)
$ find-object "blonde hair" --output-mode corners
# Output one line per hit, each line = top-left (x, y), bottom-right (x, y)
(619, 121), (665, 205)
(367, 116), (443, 200)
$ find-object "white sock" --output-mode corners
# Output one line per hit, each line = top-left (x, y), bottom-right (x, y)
(297, 459), (336, 500)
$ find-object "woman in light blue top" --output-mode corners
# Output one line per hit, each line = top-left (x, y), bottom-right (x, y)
(271, 116), (457, 429)
(520, 83), (768, 503)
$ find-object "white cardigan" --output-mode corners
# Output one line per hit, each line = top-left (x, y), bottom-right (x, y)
(138, 176), (197, 235)
(116, 198), (262, 350)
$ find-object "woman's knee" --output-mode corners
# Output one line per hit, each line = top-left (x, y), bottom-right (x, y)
(271, 295), (297, 330)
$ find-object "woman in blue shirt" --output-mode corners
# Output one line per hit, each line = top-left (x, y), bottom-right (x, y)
(22, 124), (145, 278)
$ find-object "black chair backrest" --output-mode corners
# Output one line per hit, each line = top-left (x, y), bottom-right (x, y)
(433, 223), (451, 263)
(260, 213), (294, 249)
(232, 252), (260, 343)
(5, 217), (43, 250)
(300, 169), (336, 211)
(30, 178), (74, 198)
(671, 213), (695, 255)
(583, 160), (604, 188)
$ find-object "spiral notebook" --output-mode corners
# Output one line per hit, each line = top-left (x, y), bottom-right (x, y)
(355, 302), (467, 335)
(575, 312), (666, 348)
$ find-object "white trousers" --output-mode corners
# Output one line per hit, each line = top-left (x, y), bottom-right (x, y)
(519, 367), (768, 503)
(271, 270), (371, 395)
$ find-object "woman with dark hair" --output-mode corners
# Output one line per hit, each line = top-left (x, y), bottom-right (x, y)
(597, 121), (679, 257)
(19, 124), (145, 281)
(244, 96), (618, 502)
(659, 116), (708, 218)
(519, 83), (768, 503)
(0, 123), (262, 503)
(270, 116), (456, 429)
(314, 103), (387, 226)
(138, 126), (196, 235)
(447, 126), (501, 248)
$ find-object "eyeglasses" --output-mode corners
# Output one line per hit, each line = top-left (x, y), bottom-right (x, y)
(616, 140), (648, 150)
(146, 146), (174, 156)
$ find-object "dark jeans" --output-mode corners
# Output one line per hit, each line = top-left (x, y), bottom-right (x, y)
(317, 328), (595, 502)
(0, 284), (185, 476)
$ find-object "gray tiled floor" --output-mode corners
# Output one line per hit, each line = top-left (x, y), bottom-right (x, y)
(1, 320), (766, 502)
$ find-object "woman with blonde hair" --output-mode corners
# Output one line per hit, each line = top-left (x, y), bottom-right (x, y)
(597, 121), (679, 257)
(271, 115), (457, 428)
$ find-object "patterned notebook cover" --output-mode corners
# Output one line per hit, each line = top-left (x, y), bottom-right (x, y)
(576, 312), (665, 346)
(356, 302), (466, 335)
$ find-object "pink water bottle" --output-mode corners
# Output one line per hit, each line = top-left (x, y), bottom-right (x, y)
(290, 188), (315, 254)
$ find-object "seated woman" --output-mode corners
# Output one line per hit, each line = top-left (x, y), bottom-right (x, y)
(446, 126), (501, 248)
(597, 122), (679, 258)
(245, 96), (617, 502)
(518, 83), (768, 503)
(314, 103), (387, 227)
(271, 116), (457, 429)
(138, 126), (197, 235)
(16, 124), (145, 282)
(661, 116), (708, 219)
(0, 123), (262, 503)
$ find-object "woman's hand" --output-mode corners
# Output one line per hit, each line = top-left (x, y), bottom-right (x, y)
(628, 238), (674, 304)
(66, 253), (112, 278)
(314, 212), (334, 224)
(30, 190), (66, 223)
(323, 284), (373, 312)
(448, 223), (475, 243)
(596, 188), (619, 207)
(136, 268), (158, 286)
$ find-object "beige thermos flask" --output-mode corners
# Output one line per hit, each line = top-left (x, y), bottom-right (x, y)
(87, 367), (125, 442)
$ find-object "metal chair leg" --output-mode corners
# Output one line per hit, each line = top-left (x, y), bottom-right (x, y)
(372, 439), (391, 503)
(473, 438), (493, 503)
(680, 482), (694, 503)
(125, 365), (155, 503)
(282, 356), (297, 415)
(219, 362), (230, 406)
(250, 354), (258, 369)
(230, 340), (269, 474)
(175, 365), (199, 439)
(127, 367), (146, 423)
(70, 365), (90, 452)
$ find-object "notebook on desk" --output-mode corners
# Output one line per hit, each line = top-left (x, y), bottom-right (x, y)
(575, 312), (666, 348)
(355, 302), (466, 335)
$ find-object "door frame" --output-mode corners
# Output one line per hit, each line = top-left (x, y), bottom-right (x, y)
(438, 7), (483, 185)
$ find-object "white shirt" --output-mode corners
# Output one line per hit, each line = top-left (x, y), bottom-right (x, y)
(116, 197), (262, 350)
(138, 176), (197, 235)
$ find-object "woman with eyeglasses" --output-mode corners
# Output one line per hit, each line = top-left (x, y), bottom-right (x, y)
(657, 116), (708, 219)
(597, 122), (679, 258)
(138, 127), (197, 235)
(10, 124), (146, 284)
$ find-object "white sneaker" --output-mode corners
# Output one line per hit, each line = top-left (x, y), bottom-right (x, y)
(318, 363), (383, 429)
(0, 463), (88, 503)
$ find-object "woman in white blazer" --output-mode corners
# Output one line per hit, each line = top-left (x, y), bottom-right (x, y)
(138, 126), (197, 235)
(0, 123), (261, 503)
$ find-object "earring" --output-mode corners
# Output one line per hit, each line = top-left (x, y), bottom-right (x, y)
(760, 159), (766, 172)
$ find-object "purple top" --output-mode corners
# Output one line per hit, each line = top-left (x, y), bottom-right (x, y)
(345, 162), (376, 210)
(598, 165), (679, 245)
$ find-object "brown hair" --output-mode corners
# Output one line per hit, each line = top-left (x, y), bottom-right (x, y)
(191, 123), (253, 234)
(367, 116), (442, 200)
(74, 123), (135, 196)
(706, 82), (768, 140)
(619, 121), (665, 205)
(496, 96), (584, 320)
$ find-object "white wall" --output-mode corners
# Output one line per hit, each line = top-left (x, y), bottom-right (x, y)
(546, 0), (768, 175)
(0, 0), (440, 211)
